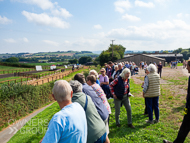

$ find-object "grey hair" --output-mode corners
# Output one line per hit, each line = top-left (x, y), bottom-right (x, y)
(114, 65), (118, 69)
(120, 68), (131, 79)
(52, 80), (72, 102)
(69, 80), (83, 93)
(89, 70), (98, 79)
(147, 64), (157, 73)
(118, 63), (122, 66)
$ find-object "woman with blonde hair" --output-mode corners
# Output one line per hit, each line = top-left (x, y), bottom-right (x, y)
(89, 69), (100, 85)
(109, 68), (134, 128)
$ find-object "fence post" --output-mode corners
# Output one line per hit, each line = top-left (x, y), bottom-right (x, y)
(48, 78), (49, 83)
(37, 81), (38, 85)
(15, 79), (16, 83)
(52, 77), (53, 81)
(8, 81), (9, 86)
(42, 80), (44, 84)
(21, 78), (22, 84)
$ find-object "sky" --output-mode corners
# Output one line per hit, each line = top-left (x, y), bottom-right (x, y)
(0, 0), (190, 54)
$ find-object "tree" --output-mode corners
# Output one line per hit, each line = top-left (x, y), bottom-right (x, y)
(48, 58), (57, 62)
(142, 51), (147, 54)
(99, 51), (121, 66)
(173, 48), (183, 54)
(162, 51), (169, 53)
(5, 57), (19, 63)
(107, 44), (126, 59)
(69, 59), (78, 64)
(79, 56), (92, 64)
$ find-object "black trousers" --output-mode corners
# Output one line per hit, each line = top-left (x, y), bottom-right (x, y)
(173, 110), (190, 143)
(158, 69), (162, 78)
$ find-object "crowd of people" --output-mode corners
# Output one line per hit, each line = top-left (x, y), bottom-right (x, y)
(39, 60), (190, 143)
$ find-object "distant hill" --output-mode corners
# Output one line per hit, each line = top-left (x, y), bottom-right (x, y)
(0, 51), (99, 59)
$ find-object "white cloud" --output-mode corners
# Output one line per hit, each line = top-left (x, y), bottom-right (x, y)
(135, 0), (155, 8)
(13, 0), (54, 10)
(0, 16), (12, 24)
(177, 13), (183, 18)
(23, 37), (29, 42)
(22, 11), (69, 29)
(51, 8), (72, 18)
(122, 14), (141, 21)
(177, 13), (189, 18)
(114, 0), (132, 13)
(106, 19), (190, 41)
(94, 24), (102, 29)
(154, 0), (170, 3)
(4, 38), (16, 43)
(43, 40), (59, 46)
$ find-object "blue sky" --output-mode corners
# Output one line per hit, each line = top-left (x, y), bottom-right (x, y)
(0, 0), (190, 53)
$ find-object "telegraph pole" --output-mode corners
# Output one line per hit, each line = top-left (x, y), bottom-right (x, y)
(111, 40), (115, 61)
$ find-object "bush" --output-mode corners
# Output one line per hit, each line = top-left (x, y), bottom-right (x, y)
(0, 62), (35, 68)
(0, 82), (54, 130)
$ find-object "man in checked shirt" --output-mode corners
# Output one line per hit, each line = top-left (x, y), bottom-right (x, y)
(109, 68), (135, 128)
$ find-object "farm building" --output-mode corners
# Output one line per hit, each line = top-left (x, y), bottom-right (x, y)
(117, 54), (166, 66)
(124, 53), (183, 63)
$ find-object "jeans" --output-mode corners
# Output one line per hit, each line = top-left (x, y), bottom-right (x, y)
(173, 110), (190, 143)
(114, 94), (132, 125)
(158, 69), (162, 78)
(145, 96), (159, 121)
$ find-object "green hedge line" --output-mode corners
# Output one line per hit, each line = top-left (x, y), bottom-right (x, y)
(0, 62), (35, 68)
(0, 82), (54, 130)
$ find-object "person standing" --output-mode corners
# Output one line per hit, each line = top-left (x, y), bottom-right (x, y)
(40, 80), (87, 143)
(157, 61), (163, 78)
(69, 80), (110, 143)
(115, 63), (123, 78)
(143, 64), (160, 124)
(109, 68), (135, 128)
(163, 60), (190, 143)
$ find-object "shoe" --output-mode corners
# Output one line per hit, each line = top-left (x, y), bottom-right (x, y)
(128, 124), (135, 129)
(146, 120), (154, 124)
(116, 124), (121, 127)
(163, 139), (173, 143)
(154, 119), (159, 123)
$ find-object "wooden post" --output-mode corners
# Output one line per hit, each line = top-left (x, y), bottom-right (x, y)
(42, 80), (44, 84)
(52, 77), (53, 81)
(37, 81), (38, 85)
(15, 79), (16, 83)
(48, 78), (49, 83)
(21, 78), (22, 84)
(8, 81), (9, 86)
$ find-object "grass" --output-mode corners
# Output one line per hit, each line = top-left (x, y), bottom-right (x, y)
(0, 65), (24, 70)
(0, 77), (32, 86)
(0, 65), (35, 74)
(8, 74), (190, 143)
(177, 63), (183, 66)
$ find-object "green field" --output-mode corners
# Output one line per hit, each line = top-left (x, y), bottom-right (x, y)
(0, 65), (24, 70)
(0, 65), (35, 74)
(0, 77), (32, 86)
(8, 75), (190, 143)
